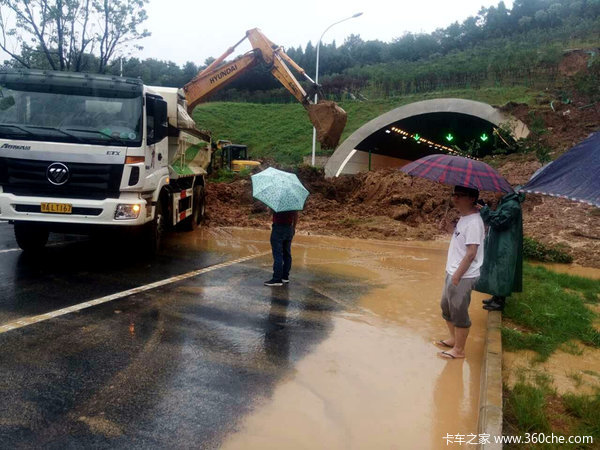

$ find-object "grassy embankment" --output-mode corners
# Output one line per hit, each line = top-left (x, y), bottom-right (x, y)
(502, 262), (600, 447)
(193, 86), (546, 166)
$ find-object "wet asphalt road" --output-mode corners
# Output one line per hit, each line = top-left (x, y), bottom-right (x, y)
(0, 223), (369, 448)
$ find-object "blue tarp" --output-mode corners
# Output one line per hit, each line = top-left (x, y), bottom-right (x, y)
(520, 132), (600, 207)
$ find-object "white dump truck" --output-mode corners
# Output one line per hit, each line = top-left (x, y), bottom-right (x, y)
(0, 69), (211, 252)
(0, 29), (347, 253)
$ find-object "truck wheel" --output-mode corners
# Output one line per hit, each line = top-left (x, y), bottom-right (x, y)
(14, 222), (49, 252)
(182, 185), (205, 231)
(145, 198), (166, 254)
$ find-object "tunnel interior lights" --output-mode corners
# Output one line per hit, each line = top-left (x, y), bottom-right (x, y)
(389, 126), (469, 157)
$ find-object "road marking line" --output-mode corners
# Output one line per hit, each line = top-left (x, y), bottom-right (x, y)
(0, 242), (73, 254)
(0, 248), (20, 254)
(0, 252), (269, 335)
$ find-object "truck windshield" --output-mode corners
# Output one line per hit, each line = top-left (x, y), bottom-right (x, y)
(0, 83), (142, 147)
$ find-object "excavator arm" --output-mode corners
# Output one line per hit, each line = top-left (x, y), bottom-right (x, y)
(183, 28), (347, 149)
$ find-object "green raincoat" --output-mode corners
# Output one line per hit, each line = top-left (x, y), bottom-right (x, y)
(475, 192), (524, 297)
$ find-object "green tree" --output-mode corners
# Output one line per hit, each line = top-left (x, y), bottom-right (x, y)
(0, 0), (150, 72)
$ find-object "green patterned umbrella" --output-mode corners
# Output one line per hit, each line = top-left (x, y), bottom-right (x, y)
(251, 167), (309, 212)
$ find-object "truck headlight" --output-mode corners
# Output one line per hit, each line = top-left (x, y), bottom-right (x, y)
(115, 204), (141, 220)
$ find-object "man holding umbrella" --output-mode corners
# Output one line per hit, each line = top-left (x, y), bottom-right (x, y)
(437, 185), (485, 359)
(401, 153), (514, 359)
(265, 209), (298, 286)
(251, 167), (309, 287)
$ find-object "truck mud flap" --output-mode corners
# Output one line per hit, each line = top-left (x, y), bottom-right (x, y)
(172, 188), (194, 225)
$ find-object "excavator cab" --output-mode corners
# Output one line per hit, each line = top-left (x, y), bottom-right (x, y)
(214, 143), (261, 173)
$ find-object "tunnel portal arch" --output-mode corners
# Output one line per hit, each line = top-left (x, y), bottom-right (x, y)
(324, 99), (529, 178)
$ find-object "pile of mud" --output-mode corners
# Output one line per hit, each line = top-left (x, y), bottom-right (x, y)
(206, 168), (458, 241)
(501, 92), (600, 159)
(205, 158), (599, 267)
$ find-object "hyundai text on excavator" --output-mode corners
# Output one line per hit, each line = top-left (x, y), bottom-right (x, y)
(183, 28), (347, 149)
(0, 28), (346, 252)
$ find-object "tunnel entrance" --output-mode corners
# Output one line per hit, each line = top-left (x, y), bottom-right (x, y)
(324, 99), (529, 178)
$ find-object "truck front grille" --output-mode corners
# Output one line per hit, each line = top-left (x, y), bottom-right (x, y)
(0, 158), (123, 200)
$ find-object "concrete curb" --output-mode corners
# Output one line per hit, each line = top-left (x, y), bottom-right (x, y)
(477, 311), (503, 450)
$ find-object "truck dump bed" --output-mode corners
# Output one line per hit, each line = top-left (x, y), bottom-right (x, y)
(148, 86), (212, 179)
(169, 132), (211, 177)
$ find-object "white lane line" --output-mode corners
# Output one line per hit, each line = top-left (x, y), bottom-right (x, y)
(0, 251), (269, 335)
(0, 242), (75, 254)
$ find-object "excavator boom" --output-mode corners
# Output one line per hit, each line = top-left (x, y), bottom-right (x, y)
(183, 28), (347, 149)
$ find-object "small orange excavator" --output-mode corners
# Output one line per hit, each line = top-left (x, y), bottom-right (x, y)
(183, 28), (347, 149)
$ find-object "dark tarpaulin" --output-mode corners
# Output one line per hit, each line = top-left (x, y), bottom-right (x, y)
(520, 132), (600, 207)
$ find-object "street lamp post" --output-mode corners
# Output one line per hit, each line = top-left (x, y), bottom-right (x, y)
(311, 12), (363, 167)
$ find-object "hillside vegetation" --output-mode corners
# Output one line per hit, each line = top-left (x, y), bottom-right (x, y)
(7, 0), (595, 106)
(193, 86), (547, 165)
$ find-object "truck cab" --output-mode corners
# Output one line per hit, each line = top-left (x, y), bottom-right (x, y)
(0, 70), (209, 252)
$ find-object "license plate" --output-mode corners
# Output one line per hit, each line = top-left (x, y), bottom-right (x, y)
(41, 202), (72, 214)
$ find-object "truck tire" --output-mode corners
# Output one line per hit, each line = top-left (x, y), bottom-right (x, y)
(144, 197), (166, 255)
(14, 222), (49, 252)
(181, 185), (205, 231)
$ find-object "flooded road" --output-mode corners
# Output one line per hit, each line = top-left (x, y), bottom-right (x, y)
(0, 224), (487, 448)
(220, 230), (488, 450)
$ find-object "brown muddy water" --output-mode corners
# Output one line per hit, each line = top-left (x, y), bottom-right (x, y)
(188, 227), (487, 449)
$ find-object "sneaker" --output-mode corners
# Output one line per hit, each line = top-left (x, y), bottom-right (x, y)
(264, 279), (283, 286)
(282, 279), (289, 284)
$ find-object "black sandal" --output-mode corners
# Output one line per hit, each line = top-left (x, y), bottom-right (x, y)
(435, 340), (453, 348)
(440, 351), (456, 359)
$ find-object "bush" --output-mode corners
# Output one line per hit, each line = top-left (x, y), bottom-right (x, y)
(574, 55), (600, 102)
(523, 236), (573, 263)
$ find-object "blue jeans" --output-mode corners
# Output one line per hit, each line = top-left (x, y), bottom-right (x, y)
(270, 224), (294, 281)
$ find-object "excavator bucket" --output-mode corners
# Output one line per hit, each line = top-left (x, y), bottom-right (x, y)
(307, 101), (347, 149)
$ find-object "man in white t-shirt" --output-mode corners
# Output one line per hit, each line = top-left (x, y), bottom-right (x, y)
(436, 185), (485, 359)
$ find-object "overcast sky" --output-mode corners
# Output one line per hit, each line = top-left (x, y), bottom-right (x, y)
(136, 0), (512, 66)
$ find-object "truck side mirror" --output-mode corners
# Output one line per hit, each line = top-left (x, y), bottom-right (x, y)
(146, 95), (169, 145)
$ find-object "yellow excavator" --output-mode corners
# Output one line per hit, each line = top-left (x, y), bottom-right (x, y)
(182, 28), (347, 149)
(212, 140), (261, 173)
